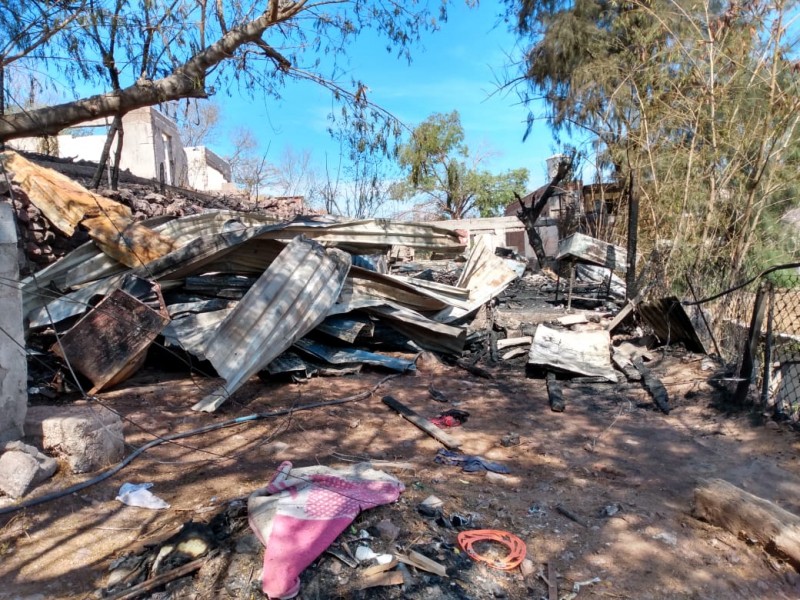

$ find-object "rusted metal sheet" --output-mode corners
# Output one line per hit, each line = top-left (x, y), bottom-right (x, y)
(50, 281), (170, 393)
(638, 297), (707, 354)
(25, 223), (285, 328)
(366, 304), (466, 354)
(527, 324), (618, 382)
(556, 232), (627, 272)
(435, 234), (523, 322)
(257, 218), (466, 254)
(192, 236), (352, 412)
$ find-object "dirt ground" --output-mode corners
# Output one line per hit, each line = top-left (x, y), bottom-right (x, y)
(3, 343), (800, 600)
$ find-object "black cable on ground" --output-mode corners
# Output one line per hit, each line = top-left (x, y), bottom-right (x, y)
(0, 374), (399, 516)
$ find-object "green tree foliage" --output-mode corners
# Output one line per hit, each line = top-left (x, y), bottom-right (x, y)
(397, 111), (529, 219)
(506, 0), (800, 293)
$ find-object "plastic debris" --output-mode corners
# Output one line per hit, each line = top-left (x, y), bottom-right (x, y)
(115, 482), (170, 510)
(430, 409), (470, 428)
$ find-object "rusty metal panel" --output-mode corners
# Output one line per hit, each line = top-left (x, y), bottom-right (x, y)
(556, 232), (627, 272)
(638, 297), (708, 354)
(51, 283), (170, 393)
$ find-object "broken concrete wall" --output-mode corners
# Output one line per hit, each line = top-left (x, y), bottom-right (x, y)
(0, 201), (27, 443)
(430, 215), (559, 259)
(185, 146), (234, 192)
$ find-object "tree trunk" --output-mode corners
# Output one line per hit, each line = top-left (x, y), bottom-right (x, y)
(0, 4), (297, 141)
(516, 156), (573, 268)
(112, 120), (124, 190)
(90, 115), (121, 190)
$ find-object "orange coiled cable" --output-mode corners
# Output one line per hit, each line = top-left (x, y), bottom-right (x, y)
(456, 529), (527, 570)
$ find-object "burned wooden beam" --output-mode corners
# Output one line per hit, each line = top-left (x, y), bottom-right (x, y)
(632, 357), (670, 414)
(546, 372), (565, 412)
(382, 395), (461, 450)
(694, 478), (800, 569)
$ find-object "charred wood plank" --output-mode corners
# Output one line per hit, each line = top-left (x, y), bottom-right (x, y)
(632, 358), (670, 414)
(546, 372), (565, 412)
(382, 395), (461, 449)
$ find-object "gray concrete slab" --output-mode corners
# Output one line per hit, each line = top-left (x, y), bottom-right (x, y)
(25, 403), (124, 473)
(0, 201), (27, 443)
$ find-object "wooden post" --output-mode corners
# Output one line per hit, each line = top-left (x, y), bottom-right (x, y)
(546, 372), (565, 412)
(625, 172), (639, 300)
(734, 282), (768, 406)
(567, 261), (575, 312)
(761, 283), (778, 416)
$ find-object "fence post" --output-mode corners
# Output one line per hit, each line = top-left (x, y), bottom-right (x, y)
(625, 172), (639, 300)
(760, 283), (779, 417)
(734, 281), (768, 406)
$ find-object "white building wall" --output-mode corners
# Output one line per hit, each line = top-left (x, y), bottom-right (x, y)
(57, 134), (108, 162)
(185, 146), (233, 192)
(9, 107), (188, 186)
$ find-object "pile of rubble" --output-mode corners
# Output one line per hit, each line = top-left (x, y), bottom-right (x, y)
(0, 150), (730, 600)
(2, 151), (313, 272)
(1, 151), (524, 414)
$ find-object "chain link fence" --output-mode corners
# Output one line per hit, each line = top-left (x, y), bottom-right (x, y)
(712, 265), (800, 419)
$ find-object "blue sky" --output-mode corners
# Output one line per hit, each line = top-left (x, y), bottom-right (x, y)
(214, 1), (561, 190)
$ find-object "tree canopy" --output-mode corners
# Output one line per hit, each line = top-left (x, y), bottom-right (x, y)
(396, 110), (529, 219)
(505, 0), (800, 291)
(0, 1), (454, 141)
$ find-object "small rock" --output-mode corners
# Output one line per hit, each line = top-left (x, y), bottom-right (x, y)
(376, 519), (400, 542)
(599, 503), (622, 517)
(501, 433), (520, 447)
(420, 495), (444, 510)
(0, 444), (57, 499)
(520, 558), (535, 577)
(328, 559), (342, 575)
(652, 531), (677, 546)
(485, 471), (522, 487)
(491, 583), (508, 598)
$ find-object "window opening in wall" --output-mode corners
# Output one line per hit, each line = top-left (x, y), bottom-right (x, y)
(161, 132), (173, 184)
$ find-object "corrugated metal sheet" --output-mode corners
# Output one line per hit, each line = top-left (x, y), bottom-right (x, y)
(556, 232), (627, 272)
(257, 218), (466, 254)
(366, 303), (466, 354)
(192, 236), (352, 412)
(528, 325), (618, 381)
(638, 297), (707, 354)
(294, 339), (415, 372)
(434, 234), (522, 323)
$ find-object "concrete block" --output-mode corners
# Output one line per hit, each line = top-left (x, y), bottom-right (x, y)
(0, 202), (27, 443)
(0, 442), (57, 498)
(25, 404), (124, 473)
